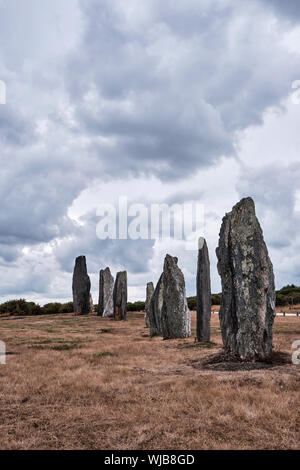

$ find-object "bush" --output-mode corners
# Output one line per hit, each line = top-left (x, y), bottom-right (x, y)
(41, 303), (63, 315)
(187, 294), (220, 310)
(0, 299), (42, 316)
(211, 294), (221, 305)
(275, 285), (300, 306)
(0, 299), (74, 316)
(187, 296), (196, 310)
(30, 303), (43, 315)
(276, 294), (288, 307)
(2, 283), (300, 317)
(59, 302), (74, 313)
(127, 301), (145, 312)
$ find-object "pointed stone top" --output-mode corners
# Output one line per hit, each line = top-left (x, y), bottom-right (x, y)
(164, 254), (178, 266)
(116, 271), (127, 281)
(198, 236), (206, 250)
(76, 255), (86, 261)
(231, 197), (255, 215)
(74, 256), (87, 270)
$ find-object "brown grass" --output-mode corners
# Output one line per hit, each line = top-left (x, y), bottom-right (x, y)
(0, 312), (299, 450)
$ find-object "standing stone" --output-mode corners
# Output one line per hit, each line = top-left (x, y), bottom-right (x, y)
(89, 294), (94, 314)
(196, 237), (211, 342)
(72, 256), (91, 315)
(98, 267), (114, 317)
(113, 271), (127, 321)
(149, 274), (164, 336)
(161, 254), (191, 339)
(216, 197), (276, 361)
(145, 282), (154, 328)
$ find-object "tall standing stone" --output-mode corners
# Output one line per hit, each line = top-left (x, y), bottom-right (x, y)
(72, 256), (91, 315)
(98, 267), (114, 317)
(161, 254), (191, 339)
(216, 197), (276, 361)
(113, 271), (127, 321)
(145, 282), (154, 328)
(149, 274), (164, 336)
(196, 237), (211, 342)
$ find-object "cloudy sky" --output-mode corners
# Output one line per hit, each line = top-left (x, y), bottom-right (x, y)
(1, 0), (300, 305)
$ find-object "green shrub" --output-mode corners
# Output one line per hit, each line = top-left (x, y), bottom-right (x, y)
(0, 299), (42, 316)
(41, 303), (62, 315)
(275, 285), (300, 306)
(187, 296), (196, 310)
(211, 293), (221, 305)
(187, 294), (221, 310)
(59, 302), (74, 313)
(127, 301), (145, 311)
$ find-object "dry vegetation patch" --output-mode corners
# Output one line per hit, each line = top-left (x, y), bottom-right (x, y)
(0, 312), (299, 450)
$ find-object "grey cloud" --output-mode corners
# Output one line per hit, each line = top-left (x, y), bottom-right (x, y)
(54, 211), (155, 275)
(0, 243), (21, 262)
(64, 0), (299, 181)
(0, 144), (84, 247)
(0, 105), (34, 146)
(236, 163), (300, 287)
(261, 1), (300, 22)
(0, 253), (54, 297)
(1, 0), (300, 301)
(163, 190), (205, 205)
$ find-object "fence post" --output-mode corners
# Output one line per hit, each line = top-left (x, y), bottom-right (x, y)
(0, 341), (6, 364)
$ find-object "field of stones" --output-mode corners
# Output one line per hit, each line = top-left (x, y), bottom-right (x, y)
(0, 197), (299, 450)
(0, 311), (299, 450)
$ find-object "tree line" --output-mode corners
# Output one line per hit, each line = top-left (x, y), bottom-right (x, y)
(0, 285), (299, 316)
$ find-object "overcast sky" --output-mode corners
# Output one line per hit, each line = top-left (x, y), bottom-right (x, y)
(1, 0), (300, 304)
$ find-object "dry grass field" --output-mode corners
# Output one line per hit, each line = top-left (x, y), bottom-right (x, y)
(0, 311), (299, 450)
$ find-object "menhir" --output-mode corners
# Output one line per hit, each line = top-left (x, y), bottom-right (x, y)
(216, 197), (276, 360)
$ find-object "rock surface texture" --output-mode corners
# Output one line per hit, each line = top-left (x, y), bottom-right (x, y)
(113, 271), (127, 321)
(72, 256), (91, 315)
(196, 237), (211, 342)
(98, 267), (114, 317)
(161, 255), (191, 339)
(145, 282), (154, 328)
(216, 197), (276, 360)
(149, 274), (164, 336)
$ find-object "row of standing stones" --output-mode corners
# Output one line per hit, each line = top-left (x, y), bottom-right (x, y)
(72, 197), (276, 362)
(72, 261), (127, 321)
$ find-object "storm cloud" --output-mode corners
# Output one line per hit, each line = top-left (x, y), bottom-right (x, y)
(0, 0), (300, 302)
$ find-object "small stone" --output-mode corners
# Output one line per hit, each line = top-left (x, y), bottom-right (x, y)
(113, 271), (127, 321)
(72, 256), (91, 315)
(98, 267), (114, 317)
(145, 282), (154, 328)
